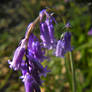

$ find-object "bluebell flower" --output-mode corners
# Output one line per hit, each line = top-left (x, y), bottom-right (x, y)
(55, 40), (65, 57)
(40, 22), (51, 49)
(45, 18), (56, 48)
(39, 9), (56, 49)
(64, 32), (72, 52)
(8, 39), (27, 70)
(55, 32), (72, 57)
(24, 74), (41, 92)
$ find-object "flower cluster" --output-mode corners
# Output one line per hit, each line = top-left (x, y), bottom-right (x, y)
(8, 9), (72, 92)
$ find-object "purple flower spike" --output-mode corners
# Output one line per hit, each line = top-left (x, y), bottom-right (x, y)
(9, 9), (57, 92)
(24, 74), (41, 92)
(88, 28), (92, 35)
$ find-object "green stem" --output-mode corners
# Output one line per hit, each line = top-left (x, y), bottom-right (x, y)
(64, 55), (72, 90)
(69, 52), (76, 92)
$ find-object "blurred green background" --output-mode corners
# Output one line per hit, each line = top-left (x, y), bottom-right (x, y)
(0, 0), (92, 92)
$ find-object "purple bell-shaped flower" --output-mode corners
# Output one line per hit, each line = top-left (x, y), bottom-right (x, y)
(55, 32), (72, 57)
(8, 39), (26, 70)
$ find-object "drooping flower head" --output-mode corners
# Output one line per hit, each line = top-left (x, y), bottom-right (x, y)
(55, 39), (65, 57)
(40, 22), (51, 49)
(39, 9), (56, 49)
(8, 8), (68, 92)
(8, 39), (27, 70)
(55, 32), (72, 57)
(45, 16), (56, 47)
(64, 31), (72, 52)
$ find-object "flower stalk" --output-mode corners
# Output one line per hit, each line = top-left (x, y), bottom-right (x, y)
(64, 55), (72, 90)
(69, 52), (76, 92)
(25, 16), (40, 49)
